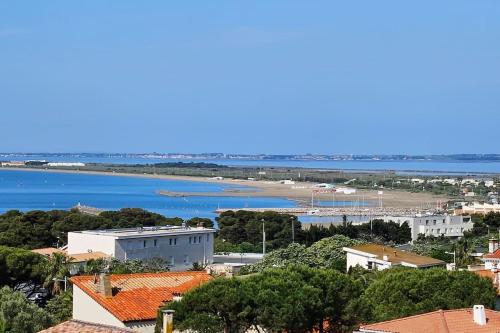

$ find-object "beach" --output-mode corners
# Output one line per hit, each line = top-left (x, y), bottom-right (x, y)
(1, 167), (450, 209)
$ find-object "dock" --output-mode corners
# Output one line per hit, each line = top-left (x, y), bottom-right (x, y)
(215, 207), (423, 217)
(72, 203), (105, 216)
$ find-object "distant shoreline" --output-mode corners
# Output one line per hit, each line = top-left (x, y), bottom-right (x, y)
(0, 167), (451, 209)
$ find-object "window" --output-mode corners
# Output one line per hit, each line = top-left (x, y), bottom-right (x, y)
(367, 261), (373, 270)
(154, 239), (158, 247)
(169, 238), (173, 246)
(169, 256), (175, 266)
(198, 236), (202, 243)
(174, 238), (177, 245)
(143, 240), (147, 248)
(184, 255), (190, 264)
(189, 237), (192, 244)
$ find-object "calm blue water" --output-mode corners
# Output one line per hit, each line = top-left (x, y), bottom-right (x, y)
(2, 155), (500, 174)
(0, 170), (296, 220)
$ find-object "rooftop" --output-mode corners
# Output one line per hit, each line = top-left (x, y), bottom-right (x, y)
(345, 244), (445, 268)
(31, 247), (65, 256)
(70, 226), (216, 238)
(69, 251), (110, 262)
(31, 248), (109, 263)
(358, 308), (500, 333)
(483, 249), (500, 260)
(70, 271), (212, 322)
(38, 320), (135, 333)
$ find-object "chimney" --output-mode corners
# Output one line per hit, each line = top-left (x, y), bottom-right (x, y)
(473, 305), (487, 326)
(172, 292), (183, 302)
(162, 309), (175, 333)
(488, 238), (499, 253)
(99, 273), (112, 298)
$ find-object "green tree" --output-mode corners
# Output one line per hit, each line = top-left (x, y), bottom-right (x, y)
(45, 290), (72, 324)
(243, 235), (364, 273)
(361, 268), (497, 323)
(42, 253), (70, 295)
(0, 286), (53, 333)
(159, 278), (254, 333)
(0, 246), (44, 296)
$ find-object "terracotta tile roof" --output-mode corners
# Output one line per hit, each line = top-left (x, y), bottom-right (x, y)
(68, 251), (110, 263)
(483, 249), (500, 260)
(38, 320), (135, 333)
(347, 244), (445, 267)
(359, 308), (500, 333)
(70, 271), (212, 322)
(474, 270), (500, 295)
(31, 247), (66, 256)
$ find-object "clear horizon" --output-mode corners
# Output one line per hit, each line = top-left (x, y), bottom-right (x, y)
(1, 1), (499, 155)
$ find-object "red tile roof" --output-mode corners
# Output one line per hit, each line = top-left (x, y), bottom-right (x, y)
(359, 308), (500, 333)
(70, 272), (212, 322)
(484, 249), (500, 260)
(38, 320), (135, 333)
(474, 270), (500, 295)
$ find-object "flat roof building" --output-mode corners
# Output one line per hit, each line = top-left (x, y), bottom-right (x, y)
(382, 214), (472, 242)
(68, 225), (216, 271)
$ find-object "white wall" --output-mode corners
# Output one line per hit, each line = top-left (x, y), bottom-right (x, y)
(68, 232), (116, 256)
(115, 232), (214, 271)
(72, 285), (125, 328)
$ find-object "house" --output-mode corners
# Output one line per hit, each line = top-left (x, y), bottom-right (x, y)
(456, 202), (500, 215)
(482, 238), (500, 270)
(343, 244), (445, 271)
(67, 225), (216, 271)
(382, 215), (473, 242)
(71, 271), (212, 333)
(38, 320), (135, 333)
(356, 305), (500, 333)
(31, 247), (110, 275)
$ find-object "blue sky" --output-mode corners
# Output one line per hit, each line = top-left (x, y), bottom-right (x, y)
(1, 1), (499, 154)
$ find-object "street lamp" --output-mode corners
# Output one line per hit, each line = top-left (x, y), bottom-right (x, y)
(445, 250), (456, 270)
(52, 277), (68, 292)
(261, 219), (266, 255)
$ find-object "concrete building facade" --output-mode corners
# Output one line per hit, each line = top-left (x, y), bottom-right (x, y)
(382, 214), (472, 242)
(68, 226), (216, 271)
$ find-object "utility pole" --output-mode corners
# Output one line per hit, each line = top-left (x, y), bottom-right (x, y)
(262, 219), (266, 255)
(291, 217), (295, 243)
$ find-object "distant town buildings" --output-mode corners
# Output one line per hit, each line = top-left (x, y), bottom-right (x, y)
(47, 162), (86, 167)
(356, 306), (500, 333)
(343, 244), (445, 271)
(67, 226), (216, 271)
(455, 202), (500, 215)
(382, 214), (473, 242)
(71, 271), (212, 333)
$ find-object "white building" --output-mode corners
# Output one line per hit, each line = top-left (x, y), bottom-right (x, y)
(47, 162), (86, 167)
(382, 214), (473, 242)
(343, 244), (445, 272)
(68, 226), (216, 271)
(456, 202), (500, 215)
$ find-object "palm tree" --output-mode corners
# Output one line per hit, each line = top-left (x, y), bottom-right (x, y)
(42, 253), (70, 295)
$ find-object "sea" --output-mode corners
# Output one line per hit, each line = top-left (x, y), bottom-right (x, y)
(0, 156), (498, 223)
(3, 154), (500, 174)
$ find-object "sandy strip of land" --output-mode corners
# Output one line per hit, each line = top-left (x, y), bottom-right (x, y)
(0, 167), (450, 209)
